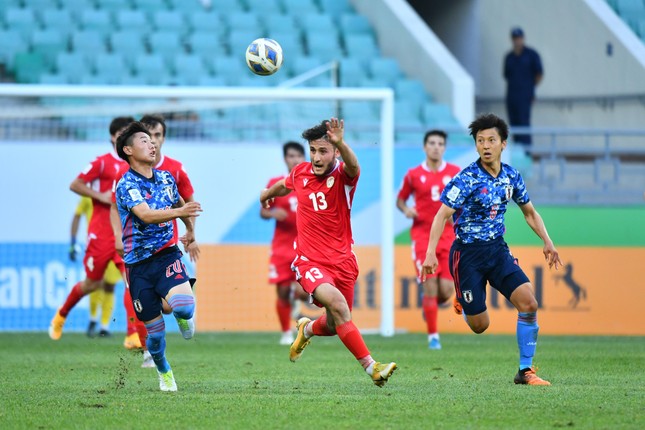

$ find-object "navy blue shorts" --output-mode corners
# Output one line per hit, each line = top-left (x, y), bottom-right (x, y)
(125, 246), (191, 322)
(449, 237), (529, 316)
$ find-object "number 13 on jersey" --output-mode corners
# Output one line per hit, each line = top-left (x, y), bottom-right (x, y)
(308, 192), (328, 211)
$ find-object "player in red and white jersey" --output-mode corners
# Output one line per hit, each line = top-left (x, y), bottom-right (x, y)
(111, 114), (199, 368)
(260, 141), (309, 345)
(260, 118), (396, 387)
(397, 130), (461, 350)
(49, 116), (135, 341)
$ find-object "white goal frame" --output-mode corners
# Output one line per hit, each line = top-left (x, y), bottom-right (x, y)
(0, 84), (396, 337)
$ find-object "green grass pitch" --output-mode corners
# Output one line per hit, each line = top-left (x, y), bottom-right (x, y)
(0, 332), (642, 429)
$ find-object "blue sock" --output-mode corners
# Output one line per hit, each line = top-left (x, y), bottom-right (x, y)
(168, 294), (195, 320)
(517, 312), (538, 370)
(145, 319), (170, 373)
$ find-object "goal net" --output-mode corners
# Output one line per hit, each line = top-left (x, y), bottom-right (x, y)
(0, 84), (397, 336)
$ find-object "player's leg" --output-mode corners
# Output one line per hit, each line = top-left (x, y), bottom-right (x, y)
(161, 255), (196, 340)
(421, 276), (441, 349)
(449, 245), (489, 334)
(98, 261), (120, 337)
(276, 282), (294, 345)
(87, 288), (102, 337)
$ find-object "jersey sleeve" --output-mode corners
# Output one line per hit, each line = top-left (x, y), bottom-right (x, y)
(77, 157), (102, 182)
(512, 172), (530, 205)
(116, 177), (146, 212)
(397, 171), (412, 201)
(176, 166), (195, 200)
(284, 167), (296, 190)
(340, 162), (359, 186)
(440, 173), (471, 210)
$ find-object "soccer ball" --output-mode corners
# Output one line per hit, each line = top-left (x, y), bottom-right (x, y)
(245, 38), (283, 76)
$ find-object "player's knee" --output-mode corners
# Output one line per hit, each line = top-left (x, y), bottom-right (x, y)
(168, 294), (195, 320)
(471, 323), (488, 334)
(517, 296), (538, 313)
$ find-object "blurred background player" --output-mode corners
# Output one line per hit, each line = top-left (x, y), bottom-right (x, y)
(49, 116), (136, 342)
(397, 130), (461, 350)
(422, 113), (562, 385)
(112, 114), (199, 367)
(115, 121), (201, 392)
(260, 118), (397, 387)
(260, 141), (309, 345)
(69, 196), (121, 338)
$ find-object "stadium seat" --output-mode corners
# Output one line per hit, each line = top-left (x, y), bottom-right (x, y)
(616, 0), (645, 15)
(422, 103), (459, 128)
(305, 31), (342, 62)
(39, 73), (69, 85)
(80, 10), (113, 36)
(151, 10), (187, 33)
(338, 58), (366, 86)
(39, 9), (75, 33)
(96, 0), (133, 13)
(369, 57), (402, 84)
(0, 0), (21, 11)
(188, 31), (222, 56)
(65, 0), (97, 20)
(209, 55), (247, 76)
(133, 0), (172, 10)
(245, 0), (282, 14)
(133, 53), (167, 78)
(56, 52), (89, 79)
(172, 54), (209, 83)
(395, 78), (429, 108)
(281, 0), (320, 15)
(119, 74), (148, 85)
(30, 30), (68, 67)
(340, 13), (372, 35)
(198, 76), (226, 86)
(357, 77), (391, 88)
(395, 101), (424, 143)
(109, 31), (147, 64)
(0, 30), (27, 71)
(263, 31), (305, 60)
(300, 13), (335, 31)
(188, 11), (225, 34)
(318, 0), (354, 15)
(14, 52), (48, 83)
(71, 30), (107, 55)
(4, 8), (40, 39)
(227, 30), (264, 57)
(291, 55), (323, 76)
(23, 0), (59, 9)
(225, 12), (261, 31)
(343, 34), (379, 62)
(263, 12), (297, 32)
(116, 10), (147, 30)
(93, 52), (129, 76)
(149, 31), (186, 62)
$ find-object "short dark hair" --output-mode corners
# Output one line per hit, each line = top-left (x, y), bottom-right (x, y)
(140, 114), (166, 137)
(109, 116), (135, 136)
(468, 113), (509, 142)
(301, 120), (329, 142)
(283, 141), (305, 157)
(423, 129), (447, 145)
(116, 121), (151, 163)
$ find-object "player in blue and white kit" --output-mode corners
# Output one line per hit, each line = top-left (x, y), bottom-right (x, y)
(422, 113), (562, 386)
(115, 122), (202, 392)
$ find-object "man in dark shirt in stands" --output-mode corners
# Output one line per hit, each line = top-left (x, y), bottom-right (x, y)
(503, 27), (543, 152)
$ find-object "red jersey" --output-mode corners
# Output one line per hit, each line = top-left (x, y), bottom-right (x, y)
(265, 175), (298, 255)
(78, 152), (128, 241)
(285, 160), (359, 264)
(398, 160), (461, 242)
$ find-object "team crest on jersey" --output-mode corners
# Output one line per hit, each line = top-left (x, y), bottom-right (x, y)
(420, 175), (426, 183)
(326, 176), (334, 188)
(128, 188), (143, 201)
(133, 299), (143, 313)
(303, 178), (309, 187)
(164, 186), (173, 200)
(463, 290), (473, 303)
(504, 185), (513, 201)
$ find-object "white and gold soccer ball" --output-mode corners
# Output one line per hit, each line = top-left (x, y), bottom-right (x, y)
(245, 38), (283, 76)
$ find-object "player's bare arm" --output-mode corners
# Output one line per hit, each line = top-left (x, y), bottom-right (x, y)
(326, 118), (359, 178)
(260, 207), (289, 221)
(70, 178), (112, 205)
(131, 200), (202, 225)
(260, 178), (291, 209)
(110, 202), (124, 256)
(421, 204), (455, 280)
(396, 197), (418, 219)
(179, 195), (200, 262)
(519, 201), (563, 270)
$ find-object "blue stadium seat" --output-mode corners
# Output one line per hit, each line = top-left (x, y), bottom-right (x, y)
(96, 0), (133, 13)
(188, 11), (225, 33)
(31, 30), (68, 67)
(340, 13), (372, 35)
(4, 8), (40, 39)
(318, 0), (353, 15)
(109, 31), (147, 65)
(132, 0), (171, 10)
(343, 34), (379, 62)
(616, 0), (645, 15)
(39, 73), (69, 85)
(227, 29), (264, 57)
(119, 74), (148, 85)
(56, 52), (89, 78)
(151, 10), (187, 33)
(209, 55), (247, 76)
(422, 103), (458, 128)
(93, 52), (128, 76)
(116, 10), (147, 30)
(39, 9), (75, 32)
(198, 76), (226, 86)
(23, 0), (59, 9)
(0, 0), (21, 11)
(133, 53), (166, 76)
(263, 13), (296, 32)
(0, 30), (27, 71)
(149, 31), (186, 62)
(225, 12), (261, 31)
(369, 57), (401, 84)
(263, 31), (305, 60)
(72, 30), (107, 55)
(80, 10), (113, 36)
(245, 0), (282, 14)
(199, 0), (242, 12)
(81, 74), (118, 85)
(395, 79), (429, 110)
(172, 53), (209, 83)
(187, 31), (222, 56)
(281, 0), (319, 15)
(357, 77), (390, 88)
(300, 13), (334, 31)
(291, 55), (323, 76)
(395, 101), (424, 143)
(338, 58), (366, 86)
(305, 31), (342, 62)
(14, 52), (48, 83)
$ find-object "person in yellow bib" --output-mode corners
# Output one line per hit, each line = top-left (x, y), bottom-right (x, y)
(70, 196), (129, 341)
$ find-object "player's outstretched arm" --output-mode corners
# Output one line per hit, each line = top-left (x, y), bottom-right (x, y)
(70, 177), (112, 205)
(326, 118), (359, 178)
(131, 200), (202, 225)
(519, 201), (563, 270)
(421, 204), (455, 280)
(260, 178), (291, 209)
(179, 195), (200, 262)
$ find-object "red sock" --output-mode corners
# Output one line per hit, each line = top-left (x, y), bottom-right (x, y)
(276, 298), (291, 332)
(336, 321), (370, 360)
(423, 296), (438, 335)
(123, 288), (137, 336)
(311, 314), (334, 336)
(59, 282), (85, 317)
(135, 320), (148, 351)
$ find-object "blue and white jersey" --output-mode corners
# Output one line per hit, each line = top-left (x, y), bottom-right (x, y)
(440, 159), (530, 243)
(116, 168), (180, 264)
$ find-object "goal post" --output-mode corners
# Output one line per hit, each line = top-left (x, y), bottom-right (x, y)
(0, 84), (396, 337)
